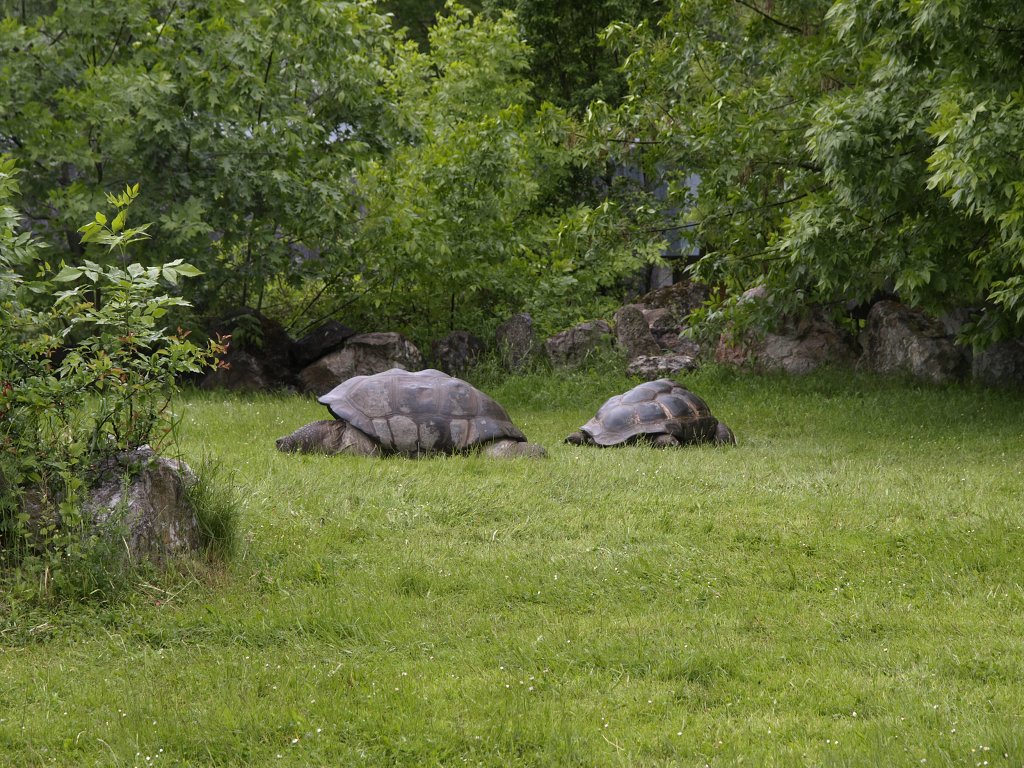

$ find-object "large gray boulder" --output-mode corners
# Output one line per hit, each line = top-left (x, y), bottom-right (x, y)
(199, 349), (269, 392)
(863, 301), (966, 383)
(545, 320), (614, 367)
(495, 313), (536, 371)
(642, 307), (701, 357)
(634, 279), (710, 317)
(613, 304), (661, 359)
(290, 320), (357, 369)
(202, 308), (294, 389)
(627, 354), (699, 380)
(716, 310), (854, 374)
(84, 447), (202, 562)
(430, 331), (486, 375)
(972, 339), (1024, 387)
(762, 313), (855, 374)
(299, 332), (423, 395)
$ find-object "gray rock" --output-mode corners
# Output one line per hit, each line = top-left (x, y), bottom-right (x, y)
(716, 310), (854, 374)
(762, 314), (855, 374)
(84, 447), (201, 562)
(545, 320), (614, 367)
(495, 313), (536, 371)
(634, 279), (710, 316)
(299, 332), (423, 395)
(613, 304), (661, 359)
(972, 339), (1024, 387)
(627, 354), (699, 380)
(199, 349), (269, 392)
(863, 301), (967, 383)
(430, 331), (486, 374)
(290, 320), (357, 369)
(204, 308), (295, 388)
(642, 307), (702, 356)
(738, 284), (768, 305)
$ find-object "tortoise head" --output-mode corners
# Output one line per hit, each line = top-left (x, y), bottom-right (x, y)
(276, 420), (347, 454)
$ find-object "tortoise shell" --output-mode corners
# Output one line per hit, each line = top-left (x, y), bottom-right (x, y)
(578, 379), (724, 446)
(317, 368), (526, 455)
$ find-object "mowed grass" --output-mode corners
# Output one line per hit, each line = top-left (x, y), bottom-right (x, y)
(2, 366), (1023, 767)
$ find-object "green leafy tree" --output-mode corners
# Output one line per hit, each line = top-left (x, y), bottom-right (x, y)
(0, 0), (395, 312)
(483, 0), (660, 113)
(332, 4), (662, 339)
(604, 0), (1024, 345)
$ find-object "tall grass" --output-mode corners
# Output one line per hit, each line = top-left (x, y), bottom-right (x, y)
(1, 366), (1022, 766)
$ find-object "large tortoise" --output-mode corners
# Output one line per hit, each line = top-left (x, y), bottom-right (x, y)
(566, 379), (735, 447)
(276, 368), (546, 458)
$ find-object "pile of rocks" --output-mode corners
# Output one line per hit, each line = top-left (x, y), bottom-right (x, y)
(197, 286), (1023, 394)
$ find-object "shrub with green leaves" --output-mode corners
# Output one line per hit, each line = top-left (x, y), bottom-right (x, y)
(0, 166), (225, 598)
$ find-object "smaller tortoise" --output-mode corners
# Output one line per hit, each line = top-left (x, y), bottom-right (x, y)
(566, 379), (735, 447)
(276, 368), (546, 458)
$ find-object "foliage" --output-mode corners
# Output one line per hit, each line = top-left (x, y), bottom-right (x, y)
(482, 0), (660, 113)
(602, 0), (1024, 345)
(1, 1), (664, 340)
(0, 174), (225, 599)
(381, 0), (481, 49)
(0, 0), (396, 313)
(331, 4), (662, 339)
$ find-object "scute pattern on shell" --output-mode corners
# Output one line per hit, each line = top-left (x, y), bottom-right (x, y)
(580, 379), (722, 446)
(317, 368), (526, 454)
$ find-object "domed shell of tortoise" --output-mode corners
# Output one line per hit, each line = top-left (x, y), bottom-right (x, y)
(317, 368), (526, 454)
(579, 379), (721, 446)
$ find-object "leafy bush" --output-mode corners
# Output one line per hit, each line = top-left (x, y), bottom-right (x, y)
(0, 164), (227, 600)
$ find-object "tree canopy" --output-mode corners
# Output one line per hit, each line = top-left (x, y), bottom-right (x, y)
(2, 0), (1023, 347)
(603, 0), (1024, 345)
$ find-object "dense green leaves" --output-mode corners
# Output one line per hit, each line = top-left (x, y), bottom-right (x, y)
(602, 0), (1024, 345)
(1, 0), (395, 312)
(319, 5), (662, 339)
(0, 177), (224, 597)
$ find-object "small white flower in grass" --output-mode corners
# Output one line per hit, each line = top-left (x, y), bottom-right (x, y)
(292, 738), (299, 744)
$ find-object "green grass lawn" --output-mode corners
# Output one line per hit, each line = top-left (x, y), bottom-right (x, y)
(2, 366), (1023, 767)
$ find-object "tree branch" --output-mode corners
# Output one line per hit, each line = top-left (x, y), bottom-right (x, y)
(733, 0), (804, 34)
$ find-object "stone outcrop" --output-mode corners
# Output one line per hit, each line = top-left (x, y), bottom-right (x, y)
(641, 307), (701, 357)
(971, 339), (1024, 388)
(199, 349), (269, 392)
(862, 300), (967, 383)
(545, 320), (614, 367)
(299, 332), (423, 395)
(715, 306), (855, 375)
(627, 354), (699, 380)
(81, 447), (203, 562)
(613, 304), (661, 359)
(430, 331), (485, 374)
(290, 320), (357, 369)
(204, 308), (295, 388)
(634, 279), (710, 316)
(761, 313), (856, 374)
(495, 313), (536, 371)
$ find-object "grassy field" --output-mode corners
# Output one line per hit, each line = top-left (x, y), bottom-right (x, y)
(2, 365), (1023, 767)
